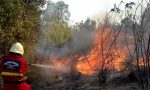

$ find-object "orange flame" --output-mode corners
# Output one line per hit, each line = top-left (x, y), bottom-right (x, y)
(75, 27), (127, 75)
(51, 27), (127, 75)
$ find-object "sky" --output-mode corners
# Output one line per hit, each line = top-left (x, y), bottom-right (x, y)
(51, 0), (137, 23)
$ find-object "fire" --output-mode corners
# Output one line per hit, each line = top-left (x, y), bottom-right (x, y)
(51, 27), (127, 75)
(75, 27), (126, 75)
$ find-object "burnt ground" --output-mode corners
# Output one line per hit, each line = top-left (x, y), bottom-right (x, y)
(28, 73), (147, 90)
(45, 77), (139, 90)
(27, 68), (150, 90)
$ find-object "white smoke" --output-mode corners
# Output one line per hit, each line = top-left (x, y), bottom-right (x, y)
(35, 29), (96, 59)
(35, 1), (96, 59)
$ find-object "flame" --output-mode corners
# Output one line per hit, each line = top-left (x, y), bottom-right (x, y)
(75, 27), (126, 75)
(50, 27), (128, 75)
(45, 27), (148, 75)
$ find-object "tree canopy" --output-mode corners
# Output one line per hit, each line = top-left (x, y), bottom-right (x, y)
(0, 0), (45, 59)
(40, 1), (71, 48)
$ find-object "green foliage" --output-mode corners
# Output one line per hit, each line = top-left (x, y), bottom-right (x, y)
(42, 23), (71, 47)
(74, 18), (96, 31)
(0, 0), (45, 59)
(41, 1), (71, 48)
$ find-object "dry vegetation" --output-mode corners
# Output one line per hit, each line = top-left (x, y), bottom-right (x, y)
(1, 0), (150, 90)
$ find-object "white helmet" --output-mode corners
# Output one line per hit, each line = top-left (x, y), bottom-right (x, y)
(9, 42), (24, 55)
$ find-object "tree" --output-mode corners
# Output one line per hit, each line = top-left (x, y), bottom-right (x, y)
(73, 18), (96, 31)
(0, 0), (45, 60)
(39, 1), (71, 48)
(111, 1), (150, 89)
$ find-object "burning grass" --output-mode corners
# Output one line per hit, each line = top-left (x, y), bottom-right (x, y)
(45, 27), (128, 75)
(30, 26), (150, 90)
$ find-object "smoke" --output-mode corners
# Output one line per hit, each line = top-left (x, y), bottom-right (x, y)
(67, 30), (95, 53)
(35, 0), (96, 60)
(35, 29), (96, 60)
(34, 29), (96, 76)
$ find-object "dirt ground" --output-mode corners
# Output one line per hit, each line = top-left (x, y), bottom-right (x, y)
(29, 74), (146, 90)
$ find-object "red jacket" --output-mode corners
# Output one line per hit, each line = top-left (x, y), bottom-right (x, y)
(0, 53), (28, 82)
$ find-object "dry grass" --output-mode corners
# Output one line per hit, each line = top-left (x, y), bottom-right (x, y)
(27, 68), (146, 90)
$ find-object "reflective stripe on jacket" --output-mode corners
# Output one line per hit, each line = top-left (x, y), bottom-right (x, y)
(0, 72), (23, 77)
(0, 53), (28, 81)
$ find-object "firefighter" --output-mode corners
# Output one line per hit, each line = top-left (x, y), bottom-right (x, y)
(0, 42), (31, 90)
